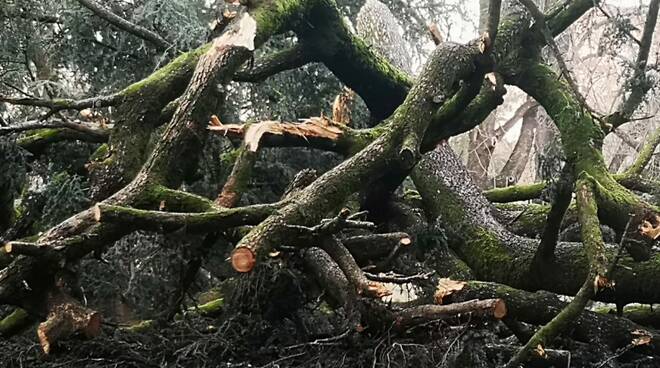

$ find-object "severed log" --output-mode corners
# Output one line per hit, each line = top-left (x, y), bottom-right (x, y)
(37, 288), (102, 354)
(392, 299), (506, 331)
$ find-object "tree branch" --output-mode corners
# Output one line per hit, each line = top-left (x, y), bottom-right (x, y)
(605, 0), (660, 129)
(519, 0), (590, 111)
(623, 125), (660, 177)
(76, 0), (172, 51)
(93, 202), (281, 233)
(0, 93), (121, 114)
(507, 177), (608, 366)
(233, 42), (319, 82)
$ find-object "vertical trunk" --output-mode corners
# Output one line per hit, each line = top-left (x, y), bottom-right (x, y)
(497, 103), (539, 184)
(467, 113), (498, 189)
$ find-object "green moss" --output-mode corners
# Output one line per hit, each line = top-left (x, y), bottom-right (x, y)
(122, 319), (155, 333)
(347, 33), (412, 88)
(464, 228), (513, 275)
(0, 308), (30, 336)
(89, 143), (109, 162)
(252, 0), (309, 43)
(120, 44), (211, 98)
(220, 148), (240, 167)
(139, 185), (217, 212)
(17, 128), (61, 146)
(485, 182), (546, 203)
(188, 298), (224, 316)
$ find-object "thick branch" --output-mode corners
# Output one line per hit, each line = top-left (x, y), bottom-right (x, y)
(321, 236), (389, 298)
(392, 299), (507, 331)
(519, 0), (590, 111)
(342, 232), (411, 264)
(453, 281), (660, 352)
(545, 0), (600, 37)
(535, 166), (574, 260)
(413, 143), (660, 305)
(216, 144), (257, 207)
(93, 202), (280, 233)
(17, 127), (108, 154)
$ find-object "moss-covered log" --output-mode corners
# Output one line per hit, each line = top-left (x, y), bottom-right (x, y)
(452, 281), (660, 352)
(412, 143), (660, 305)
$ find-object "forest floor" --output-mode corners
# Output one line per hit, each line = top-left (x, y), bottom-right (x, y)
(2, 307), (658, 368)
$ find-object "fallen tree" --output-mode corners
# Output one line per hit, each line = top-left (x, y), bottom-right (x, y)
(1, 0), (660, 366)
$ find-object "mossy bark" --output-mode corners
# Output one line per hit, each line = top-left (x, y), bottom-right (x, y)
(452, 281), (660, 352)
(0, 308), (32, 337)
(232, 42), (482, 268)
(513, 63), (658, 232)
(86, 0), (322, 200)
(412, 143), (660, 305)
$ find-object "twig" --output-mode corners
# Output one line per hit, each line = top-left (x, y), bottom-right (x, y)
(364, 271), (434, 284)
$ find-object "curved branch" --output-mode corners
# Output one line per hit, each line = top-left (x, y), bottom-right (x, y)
(545, 0), (600, 37)
(623, 125), (660, 177)
(76, 0), (172, 51)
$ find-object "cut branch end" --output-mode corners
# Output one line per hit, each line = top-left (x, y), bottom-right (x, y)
(232, 247), (256, 273)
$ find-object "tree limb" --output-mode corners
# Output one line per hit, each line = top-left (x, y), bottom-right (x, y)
(76, 0), (172, 51)
(93, 202), (281, 233)
(506, 177), (608, 366)
(233, 42), (319, 82)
